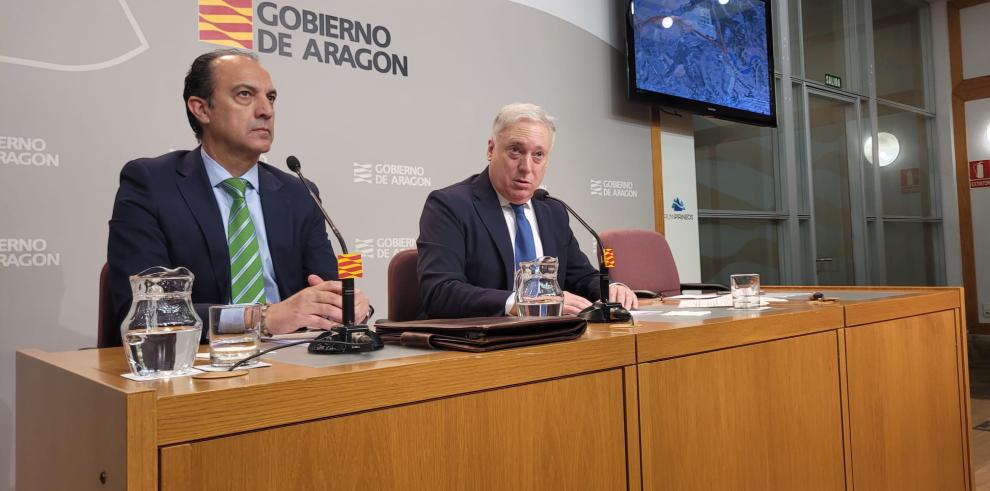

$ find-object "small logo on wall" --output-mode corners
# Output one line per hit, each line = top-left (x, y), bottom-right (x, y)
(354, 238), (375, 255)
(352, 162), (431, 187)
(664, 197), (694, 221)
(0, 238), (60, 267)
(590, 179), (637, 198)
(199, 0), (253, 49)
(353, 237), (415, 259)
(589, 179), (603, 196)
(1, 136), (60, 168)
(352, 163), (373, 183)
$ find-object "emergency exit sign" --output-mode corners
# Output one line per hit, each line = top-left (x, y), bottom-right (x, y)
(825, 73), (842, 89)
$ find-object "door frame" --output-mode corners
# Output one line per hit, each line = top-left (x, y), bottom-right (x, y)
(802, 86), (870, 285)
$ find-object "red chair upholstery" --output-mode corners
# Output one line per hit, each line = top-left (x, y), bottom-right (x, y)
(387, 249), (421, 321)
(600, 229), (683, 297)
(600, 229), (728, 298)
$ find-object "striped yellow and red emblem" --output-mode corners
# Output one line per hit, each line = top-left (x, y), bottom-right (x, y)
(602, 248), (615, 269)
(337, 253), (364, 280)
(199, 0), (253, 49)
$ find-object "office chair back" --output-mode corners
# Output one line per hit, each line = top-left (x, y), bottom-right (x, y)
(600, 229), (683, 297)
(97, 263), (123, 348)
(387, 249), (421, 321)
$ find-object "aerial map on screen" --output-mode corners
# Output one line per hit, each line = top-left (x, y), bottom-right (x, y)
(632, 0), (771, 116)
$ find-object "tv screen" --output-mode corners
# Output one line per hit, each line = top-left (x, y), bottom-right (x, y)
(626, 0), (776, 127)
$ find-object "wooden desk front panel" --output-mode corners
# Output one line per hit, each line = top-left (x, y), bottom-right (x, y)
(160, 369), (628, 491)
(845, 309), (969, 490)
(16, 351), (157, 491)
(638, 331), (845, 491)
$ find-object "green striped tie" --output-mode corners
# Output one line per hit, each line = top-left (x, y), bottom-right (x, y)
(219, 178), (266, 305)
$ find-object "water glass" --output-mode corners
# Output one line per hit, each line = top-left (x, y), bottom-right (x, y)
(208, 304), (262, 367)
(730, 274), (761, 310)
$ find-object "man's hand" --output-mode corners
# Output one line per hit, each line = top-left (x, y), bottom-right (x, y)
(562, 291), (593, 315)
(609, 283), (639, 310)
(305, 274), (371, 323)
(264, 275), (371, 334)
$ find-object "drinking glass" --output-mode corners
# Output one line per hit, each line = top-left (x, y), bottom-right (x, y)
(209, 304), (262, 367)
(730, 274), (761, 310)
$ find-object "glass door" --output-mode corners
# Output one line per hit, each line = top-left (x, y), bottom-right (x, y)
(805, 91), (866, 285)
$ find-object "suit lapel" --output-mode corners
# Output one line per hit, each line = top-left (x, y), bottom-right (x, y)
(534, 198), (559, 260)
(472, 168), (515, 286)
(258, 164), (290, 298)
(175, 148), (230, 302)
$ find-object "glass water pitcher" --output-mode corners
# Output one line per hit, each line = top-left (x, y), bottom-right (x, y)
(514, 256), (564, 316)
(121, 266), (202, 378)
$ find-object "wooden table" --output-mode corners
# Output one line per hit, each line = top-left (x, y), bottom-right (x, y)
(18, 329), (637, 490)
(17, 287), (972, 490)
(613, 286), (972, 491)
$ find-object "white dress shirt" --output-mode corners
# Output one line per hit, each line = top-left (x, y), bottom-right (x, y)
(497, 193), (544, 314)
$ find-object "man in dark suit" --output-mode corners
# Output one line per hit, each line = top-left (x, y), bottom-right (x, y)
(416, 103), (637, 318)
(107, 49), (369, 343)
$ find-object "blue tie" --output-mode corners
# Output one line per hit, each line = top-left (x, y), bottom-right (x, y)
(512, 203), (536, 269)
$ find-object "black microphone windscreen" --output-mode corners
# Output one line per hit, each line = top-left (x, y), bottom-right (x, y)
(286, 155), (301, 172)
(534, 189), (549, 200)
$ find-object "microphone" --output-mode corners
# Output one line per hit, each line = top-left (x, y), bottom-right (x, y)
(533, 189), (631, 323)
(286, 156), (347, 252)
(285, 156), (382, 353)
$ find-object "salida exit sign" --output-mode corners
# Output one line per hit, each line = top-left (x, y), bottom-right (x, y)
(825, 73), (842, 89)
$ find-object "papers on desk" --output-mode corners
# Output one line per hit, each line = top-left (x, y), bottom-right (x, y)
(631, 310), (713, 320)
(661, 310), (713, 317)
(120, 371), (199, 382)
(262, 328), (327, 344)
(667, 293), (721, 299)
(677, 295), (734, 308)
(674, 295), (788, 308)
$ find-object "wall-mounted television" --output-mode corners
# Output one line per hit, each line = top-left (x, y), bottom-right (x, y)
(626, 0), (777, 127)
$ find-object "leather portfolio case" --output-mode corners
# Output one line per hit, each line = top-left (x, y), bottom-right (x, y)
(373, 316), (587, 352)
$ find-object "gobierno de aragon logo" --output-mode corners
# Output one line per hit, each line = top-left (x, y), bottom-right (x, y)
(199, 0), (254, 49)
(199, 0), (410, 77)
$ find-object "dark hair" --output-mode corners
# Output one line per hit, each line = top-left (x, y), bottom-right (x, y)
(183, 49), (258, 141)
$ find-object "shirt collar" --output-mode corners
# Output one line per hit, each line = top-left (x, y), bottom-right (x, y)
(202, 147), (260, 191)
(496, 192), (532, 211)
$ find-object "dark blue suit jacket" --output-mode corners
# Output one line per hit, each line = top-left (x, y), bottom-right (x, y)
(107, 148), (337, 344)
(416, 168), (600, 318)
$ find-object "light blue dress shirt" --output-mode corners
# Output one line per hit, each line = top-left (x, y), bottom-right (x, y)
(202, 149), (281, 304)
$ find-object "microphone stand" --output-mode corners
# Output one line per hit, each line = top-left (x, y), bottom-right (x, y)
(287, 157), (380, 352)
(539, 192), (631, 323)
